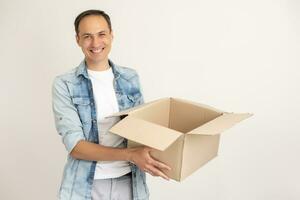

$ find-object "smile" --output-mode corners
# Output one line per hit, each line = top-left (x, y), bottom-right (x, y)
(90, 47), (105, 54)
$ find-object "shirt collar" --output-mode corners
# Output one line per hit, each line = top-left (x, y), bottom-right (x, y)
(75, 59), (121, 79)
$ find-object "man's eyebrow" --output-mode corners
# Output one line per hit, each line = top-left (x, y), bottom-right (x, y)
(81, 30), (108, 36)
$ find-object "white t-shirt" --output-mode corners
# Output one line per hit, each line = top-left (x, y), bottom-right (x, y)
(88, 67), (131, 179)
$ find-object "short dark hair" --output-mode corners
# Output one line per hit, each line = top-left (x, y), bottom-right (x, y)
(74, 9), (112, 35)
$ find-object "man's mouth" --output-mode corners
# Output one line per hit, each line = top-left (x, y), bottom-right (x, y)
(90, 47), (105, 54)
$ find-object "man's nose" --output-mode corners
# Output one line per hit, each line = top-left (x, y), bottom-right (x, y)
(91, 36), (102, 47)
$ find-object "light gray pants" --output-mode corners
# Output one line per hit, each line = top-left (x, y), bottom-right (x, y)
(92, 173), (133, 200)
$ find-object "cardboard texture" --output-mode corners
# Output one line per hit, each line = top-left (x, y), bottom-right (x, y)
(109, 97), (252, 181)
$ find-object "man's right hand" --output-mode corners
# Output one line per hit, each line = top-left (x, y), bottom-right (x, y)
(127, 146), (171, 180)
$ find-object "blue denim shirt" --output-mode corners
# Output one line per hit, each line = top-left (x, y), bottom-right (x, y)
(52, 60), (149, 200)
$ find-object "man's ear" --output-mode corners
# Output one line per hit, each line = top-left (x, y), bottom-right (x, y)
(111, 31), (114, 41)
(75, 34), (80, 45)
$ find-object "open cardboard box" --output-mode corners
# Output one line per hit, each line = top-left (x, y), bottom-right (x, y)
(109, 97), (252, 181)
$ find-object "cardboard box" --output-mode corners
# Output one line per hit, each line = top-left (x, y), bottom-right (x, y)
(109, 97), (252, 181)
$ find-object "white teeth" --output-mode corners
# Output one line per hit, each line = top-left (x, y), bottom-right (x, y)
(91, 48), (104, 53)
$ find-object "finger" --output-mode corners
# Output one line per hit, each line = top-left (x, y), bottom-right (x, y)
(146, 170), (155, 176)
(152, 160), (171, 171)
(144, 146), (154, 153)
(143, 168), (155, 176)
(148, 166), (170, 180)
(148, 156), (171, 171)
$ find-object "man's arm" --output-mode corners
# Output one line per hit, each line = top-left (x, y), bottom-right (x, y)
(52, 77), (170, 180)
(71, 141), (171, 180)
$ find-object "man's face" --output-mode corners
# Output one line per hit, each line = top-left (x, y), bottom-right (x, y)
(76, 15), (113, 66)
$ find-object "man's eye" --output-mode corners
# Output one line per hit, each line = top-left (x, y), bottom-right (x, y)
(83, 35), (91, 39)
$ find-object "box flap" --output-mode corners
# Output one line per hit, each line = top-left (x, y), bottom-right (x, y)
(109, 116), (182, 151)
(187, 113), (253, 135)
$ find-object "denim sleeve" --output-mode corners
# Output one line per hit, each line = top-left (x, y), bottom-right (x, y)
(52, 77), (85, 153)
(134, 72), (145, 106)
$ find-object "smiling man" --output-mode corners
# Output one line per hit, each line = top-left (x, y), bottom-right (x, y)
(52, 10), (170, 200)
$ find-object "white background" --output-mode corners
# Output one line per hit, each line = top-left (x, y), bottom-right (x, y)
(0, 0), (299, 199)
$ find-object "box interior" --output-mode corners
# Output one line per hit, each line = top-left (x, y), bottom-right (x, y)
(130, 98), (221, 133)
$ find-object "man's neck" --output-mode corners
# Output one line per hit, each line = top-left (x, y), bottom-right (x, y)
(86, 59), (110, 71)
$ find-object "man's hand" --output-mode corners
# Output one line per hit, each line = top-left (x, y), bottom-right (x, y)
(69, 141), (171, 180)
(127, 146), (171, 180)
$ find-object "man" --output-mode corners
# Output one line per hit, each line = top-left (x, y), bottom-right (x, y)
(52, 10), (170, 200)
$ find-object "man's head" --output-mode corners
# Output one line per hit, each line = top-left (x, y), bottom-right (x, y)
(74, 10), (112, 35)
(74, 10), (113, 68)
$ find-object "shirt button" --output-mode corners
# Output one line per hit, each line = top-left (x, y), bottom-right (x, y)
(90, 102), (94, 106)
(92, 119), (97, 123)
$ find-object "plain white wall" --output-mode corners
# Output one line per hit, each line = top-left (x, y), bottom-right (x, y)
(1, 0), (299, 199)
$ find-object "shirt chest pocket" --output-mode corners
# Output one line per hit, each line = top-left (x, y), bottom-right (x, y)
(126, 93), (143, 107)
(72, 97), (92, 125)
(118, 94), (140, 110)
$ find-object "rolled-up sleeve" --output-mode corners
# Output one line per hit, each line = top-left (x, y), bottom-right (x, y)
(52, 77), (85, 153)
